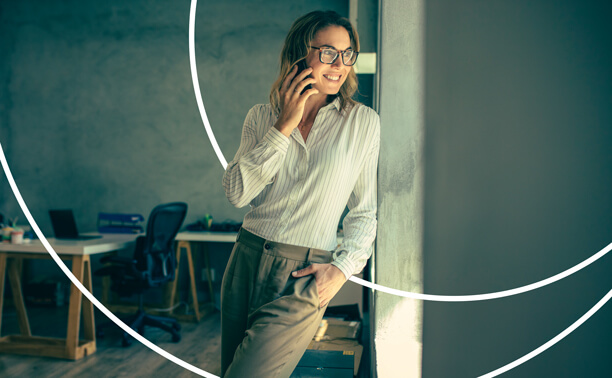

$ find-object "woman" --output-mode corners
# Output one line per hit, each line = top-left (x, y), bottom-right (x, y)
(221, 10), (379, 378)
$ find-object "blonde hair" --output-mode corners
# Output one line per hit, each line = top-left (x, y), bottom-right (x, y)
(270, 10), (360, 114)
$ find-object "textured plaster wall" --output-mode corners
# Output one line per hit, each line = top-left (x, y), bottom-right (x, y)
(422, 1), (612, 377)
(374, 1), (425, 377)
(0, 0), (345, 283)
(0, 0), (346, 233)
(374, 1), (612, 377)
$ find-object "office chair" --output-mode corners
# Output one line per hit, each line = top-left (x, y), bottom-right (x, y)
(95, 202), (187, 346)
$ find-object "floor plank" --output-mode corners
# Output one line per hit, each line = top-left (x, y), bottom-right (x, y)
(0, 304), (222, 377)
(1, 303), (370, 377)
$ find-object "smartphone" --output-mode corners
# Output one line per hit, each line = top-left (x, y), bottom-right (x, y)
(296, 60), (312, 94)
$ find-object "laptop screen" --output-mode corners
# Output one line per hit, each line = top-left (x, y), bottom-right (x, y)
(49, 209), (80, 238)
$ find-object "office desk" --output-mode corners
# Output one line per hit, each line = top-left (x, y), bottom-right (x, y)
(0, 234), (137, 360)
(169, 231), (237, 322)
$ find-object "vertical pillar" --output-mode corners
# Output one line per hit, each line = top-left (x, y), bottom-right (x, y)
(372, 1), (425, 377)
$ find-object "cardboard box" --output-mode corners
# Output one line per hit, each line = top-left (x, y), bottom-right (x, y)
(321, 318), (361, 340)
(298, 312), (364, 376)
(306, 339), (363, 376)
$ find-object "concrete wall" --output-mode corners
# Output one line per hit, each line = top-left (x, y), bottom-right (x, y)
(422, 1), (612, 377)
(0, 0), (346, 233)
(374, 1), (612, 377)
(0, 0), (346, 281)
(374, 1), (425, 377)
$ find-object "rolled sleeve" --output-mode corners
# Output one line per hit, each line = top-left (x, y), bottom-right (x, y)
(331, 251), (359, 280)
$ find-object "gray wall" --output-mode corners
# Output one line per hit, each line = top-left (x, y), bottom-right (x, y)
(422, 1), (612, 377)
(0, 0), (346, 235)
(0, 0), (350, 297)
(374, 1), (425, 377)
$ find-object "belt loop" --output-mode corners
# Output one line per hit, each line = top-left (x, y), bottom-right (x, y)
(236, 228), (242, 242)
(306, 248), (312, 263)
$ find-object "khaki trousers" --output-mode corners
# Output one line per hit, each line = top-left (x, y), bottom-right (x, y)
(221, 228), (332, 378)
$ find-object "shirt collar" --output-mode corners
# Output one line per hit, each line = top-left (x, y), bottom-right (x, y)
(322, 96), (342, 112)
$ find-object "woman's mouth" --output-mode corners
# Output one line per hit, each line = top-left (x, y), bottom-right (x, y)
(323, 74), (341, 82)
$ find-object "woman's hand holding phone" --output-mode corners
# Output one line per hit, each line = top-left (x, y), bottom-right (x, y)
(274, 63), (318, 137)
(296, 60), (313, 93)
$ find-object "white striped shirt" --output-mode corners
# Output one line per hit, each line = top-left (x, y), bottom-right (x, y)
(222, 97), (380, 279)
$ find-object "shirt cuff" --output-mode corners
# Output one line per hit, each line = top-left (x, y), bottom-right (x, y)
(331, 251), (356, 280)
(263, 127), (290, 154)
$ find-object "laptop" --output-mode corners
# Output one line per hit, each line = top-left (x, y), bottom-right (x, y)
(49, 209), (102, 240)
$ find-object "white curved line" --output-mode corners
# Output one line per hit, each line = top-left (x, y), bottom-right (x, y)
(186, 0), (612, 303)
(189, 0), (228, 169)
(349, 241), (612, 301)
(0, 142), (217, 378)
(1, 1), (604, 377)
(4, 132), (609, 378)
(478, 287), (612, 377)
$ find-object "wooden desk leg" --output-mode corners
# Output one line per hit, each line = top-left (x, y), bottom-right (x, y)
(0, 253), (6, 333)
(66, 255), (85, 359)
(81, 257), (96, 344)
(7, 257), (31, 336)
(184, 241), (201, 322)
(169, 241), (201, 322)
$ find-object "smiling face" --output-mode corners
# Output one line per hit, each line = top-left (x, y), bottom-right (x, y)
(271, 11), (360, 113)
(305, 25), (353, 96)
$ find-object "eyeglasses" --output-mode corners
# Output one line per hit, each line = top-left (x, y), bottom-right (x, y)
(310, 46), (359, 66)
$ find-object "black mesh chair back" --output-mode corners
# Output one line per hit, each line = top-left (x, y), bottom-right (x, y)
(136, 202), (187, 286)
(94, 201), (187, 346)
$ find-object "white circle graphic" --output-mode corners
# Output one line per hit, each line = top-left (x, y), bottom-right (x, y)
(0, 2), (608, 376)
(0, 142), (218, 377)
(187, 0), (612, 376)
(187, 0), (612, 303)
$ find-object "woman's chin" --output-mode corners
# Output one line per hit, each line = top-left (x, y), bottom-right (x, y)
(317, 87), (341, 96)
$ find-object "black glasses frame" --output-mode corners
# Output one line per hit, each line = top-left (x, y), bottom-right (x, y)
(310, 46), (359, 66)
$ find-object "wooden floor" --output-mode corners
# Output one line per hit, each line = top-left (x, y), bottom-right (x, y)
(0, 304), (371, 377)
(0, 304), (222, 377)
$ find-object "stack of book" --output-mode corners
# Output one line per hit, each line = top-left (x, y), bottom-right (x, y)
(97, 212), (144, 234)
(294, 304), (363, 377)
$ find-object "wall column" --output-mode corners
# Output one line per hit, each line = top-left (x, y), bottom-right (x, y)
(372, 1), (425, 377)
